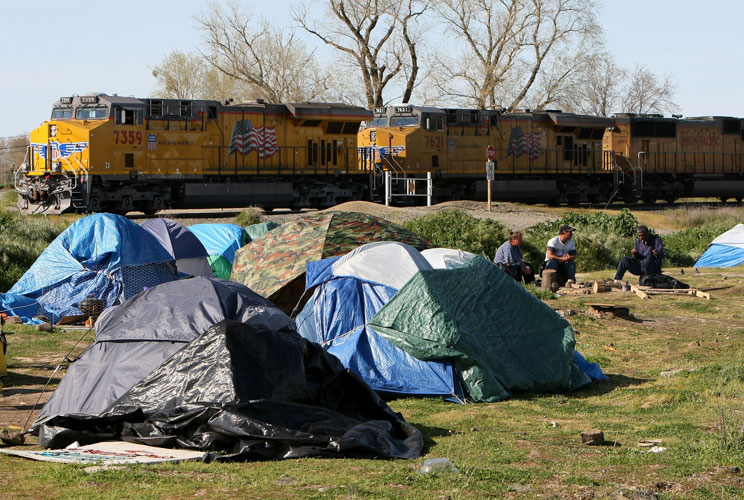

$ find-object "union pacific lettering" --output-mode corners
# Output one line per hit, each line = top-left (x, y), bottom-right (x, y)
(678, 132), (721, 149)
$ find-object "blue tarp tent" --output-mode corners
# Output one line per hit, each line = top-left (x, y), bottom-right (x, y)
(695, 224), (744, 268)
(0, 293), (58, 324)
(9, 213), (178, 318)
(244, 221), (280, 242)
(189, 223), (249, 279)
(297, 242), (465, 400)
(141, 218), (213, 277)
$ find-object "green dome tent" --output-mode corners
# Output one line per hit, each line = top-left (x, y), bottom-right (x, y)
(369, 257), (592, 402)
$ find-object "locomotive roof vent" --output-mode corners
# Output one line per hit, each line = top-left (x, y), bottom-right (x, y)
(512, 108), (531, 113)
(542, 109), (563, 113)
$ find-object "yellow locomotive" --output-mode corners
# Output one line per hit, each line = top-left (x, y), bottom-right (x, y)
(359, 105), (744, 204)
(16, 94), (372, 214)
(604, 114), (744, 203)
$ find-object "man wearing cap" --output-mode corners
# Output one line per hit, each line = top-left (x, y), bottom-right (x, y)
(544, 225), (577, 284)
(614, 225), (663, 282)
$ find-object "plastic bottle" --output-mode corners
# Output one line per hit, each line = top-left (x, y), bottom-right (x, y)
(418, 457), (459, 474)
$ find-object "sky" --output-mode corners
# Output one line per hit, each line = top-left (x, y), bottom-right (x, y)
(0, 0), (742, 138)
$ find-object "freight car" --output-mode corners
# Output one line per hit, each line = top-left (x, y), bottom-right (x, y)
(358, 105), (744, 204)
(15, 94), (373, 214)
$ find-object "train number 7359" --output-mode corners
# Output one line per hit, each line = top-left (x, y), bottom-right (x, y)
(114, 130), (143, 145)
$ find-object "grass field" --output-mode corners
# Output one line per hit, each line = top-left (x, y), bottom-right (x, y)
(2, 265), (744, 499)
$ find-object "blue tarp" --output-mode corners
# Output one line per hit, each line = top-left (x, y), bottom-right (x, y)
(9, 213), (178, 318)
(695, 245), (744, 268)
(189, 223), (248, 264)
(140, 218), (208, 260)
(297, 256), (464, 400)
(245, 221), (280, 242)
(0, 293), (58, 324)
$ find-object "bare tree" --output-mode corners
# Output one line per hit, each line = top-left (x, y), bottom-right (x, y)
(622, 64), (677, 115)
(152, 49), (249, 101)
(0, 135), (29, 186)
(152, 50), (209, 99)
(555, 52), (627, 116)
(431, 0), (601, 110)
(295, 0), (428, 108)
(197, 0), (330, 103)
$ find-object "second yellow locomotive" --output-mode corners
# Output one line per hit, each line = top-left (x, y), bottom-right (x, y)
(358, 105), (744, 204)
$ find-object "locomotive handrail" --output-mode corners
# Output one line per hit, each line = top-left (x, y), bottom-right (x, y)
(635, 153), (645, 191)
(13, 147), (31, 193)
(379, 152), (407, 183)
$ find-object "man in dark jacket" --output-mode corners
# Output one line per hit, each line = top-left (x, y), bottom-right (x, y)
(614, 225), (663, 282)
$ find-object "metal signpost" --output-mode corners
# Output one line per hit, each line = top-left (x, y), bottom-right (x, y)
(486, 146), (495, 211)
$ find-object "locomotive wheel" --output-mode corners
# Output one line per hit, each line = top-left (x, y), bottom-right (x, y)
(720, 196), (729, 203)
(665, 196), (677, 205)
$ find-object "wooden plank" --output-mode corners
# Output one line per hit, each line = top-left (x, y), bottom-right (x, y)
(694, 290), (711, 300)
(630, 285), (649, 299)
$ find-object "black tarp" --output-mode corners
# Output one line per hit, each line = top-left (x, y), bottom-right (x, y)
(34, 277), (297, 429)
(38, 320), (423, 460)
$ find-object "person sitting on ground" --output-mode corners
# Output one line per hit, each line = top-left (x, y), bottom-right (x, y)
(494, 231), (534, 284)
(614, 225), (663, 283)
(544, 225), (577, 285)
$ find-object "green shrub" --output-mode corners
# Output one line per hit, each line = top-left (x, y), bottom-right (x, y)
(522, 209), (639, 273)
(234, 207), (262, 227)
(663, 221), (738, 267)
(403, 209), (509, 258)
(0, 211), (68, 292)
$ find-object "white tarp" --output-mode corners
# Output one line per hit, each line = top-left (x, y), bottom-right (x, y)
(711, 224), (744, 249)
(331, 241), (432, 289)
(421, 248), (477, 269)
(0, 441), (206, 465)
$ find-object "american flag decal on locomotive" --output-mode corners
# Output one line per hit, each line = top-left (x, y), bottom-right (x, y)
(227, 120), (279, 159)
(506, 127), (542, 159)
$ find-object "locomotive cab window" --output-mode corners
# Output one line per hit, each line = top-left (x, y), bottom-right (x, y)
(51, 107), (72, 120)
(424, 114), (444, 131)
(76, 106), (108, 120)
(390, 116), (419, 127)
(367, 117), (388, 128)
(115, 107), (143, 125)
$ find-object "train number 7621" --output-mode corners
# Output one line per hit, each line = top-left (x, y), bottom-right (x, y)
(114, 130), (143, 145)
(424, 135), (443, 149)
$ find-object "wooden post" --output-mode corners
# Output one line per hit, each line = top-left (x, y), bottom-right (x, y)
(542, 269), (557, 291)
(487, 179), (492, 212)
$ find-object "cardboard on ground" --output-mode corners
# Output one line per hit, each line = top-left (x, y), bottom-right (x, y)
(0, 440), (206, 464)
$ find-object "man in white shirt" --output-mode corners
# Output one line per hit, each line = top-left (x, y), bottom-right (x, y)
(544, 225), (577, 285)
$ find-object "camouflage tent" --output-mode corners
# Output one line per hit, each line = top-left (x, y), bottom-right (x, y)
(230, 211), (431, 313)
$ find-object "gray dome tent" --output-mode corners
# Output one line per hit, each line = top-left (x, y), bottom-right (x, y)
(33, 277), (294, 429)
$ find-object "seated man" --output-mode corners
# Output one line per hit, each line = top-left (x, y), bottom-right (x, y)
(494, 231), (534, 284)
(615, 225), (663, 282)
(544, 225), (577, 285)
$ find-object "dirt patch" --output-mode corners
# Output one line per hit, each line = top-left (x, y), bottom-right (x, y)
(325, 200), (556, 230)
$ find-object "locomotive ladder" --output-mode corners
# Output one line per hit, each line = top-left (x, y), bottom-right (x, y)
(607, 151), (643, 201)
